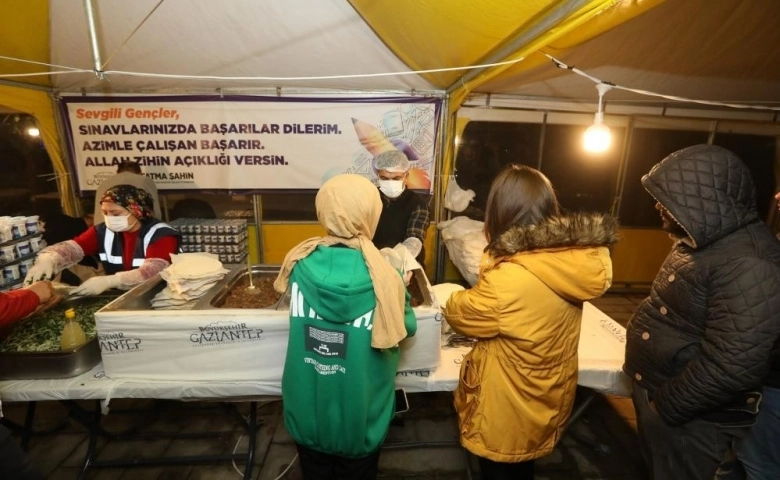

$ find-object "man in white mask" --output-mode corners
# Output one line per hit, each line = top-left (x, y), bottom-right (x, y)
(372, 150), (430, 267)
(24, 185), (179, 296)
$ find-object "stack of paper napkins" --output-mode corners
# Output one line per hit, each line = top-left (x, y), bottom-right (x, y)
(151, 252), (230, 310)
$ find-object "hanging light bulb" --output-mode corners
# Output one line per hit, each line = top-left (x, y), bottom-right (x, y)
(27, 127), (40, 137)
(583, 83), (613, 153)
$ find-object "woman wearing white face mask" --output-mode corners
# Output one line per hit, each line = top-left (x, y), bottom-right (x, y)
(24, 185), (179, 296)
(372, 150), (430, 267)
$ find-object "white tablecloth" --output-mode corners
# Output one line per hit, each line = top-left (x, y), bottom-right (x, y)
(0, 302), (631, 404)
(396, 302), (632, 396)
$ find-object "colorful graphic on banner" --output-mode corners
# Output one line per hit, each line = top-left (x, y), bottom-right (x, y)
(61, 97), (440, 193)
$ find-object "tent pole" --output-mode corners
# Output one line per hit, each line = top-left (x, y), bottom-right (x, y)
(0, 79), (53, 92)
(252, 194), (264, 264)
(610, 116), (634, 218)
(83, 0), (105, 78)
(433, 97), (451, 284)
(49, 93), (81, 217)
(444, 0), (597, 94)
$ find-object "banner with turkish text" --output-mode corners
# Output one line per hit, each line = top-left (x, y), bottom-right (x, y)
(61, 96), (440, 193)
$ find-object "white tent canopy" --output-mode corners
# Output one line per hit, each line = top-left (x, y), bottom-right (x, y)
(47, 0), (437, 93)
(1, 0), (779, 215)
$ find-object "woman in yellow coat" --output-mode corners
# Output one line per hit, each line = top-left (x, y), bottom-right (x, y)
(444, 164), (618, 479)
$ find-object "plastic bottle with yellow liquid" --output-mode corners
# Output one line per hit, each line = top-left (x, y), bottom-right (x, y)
(60, 308), (87, 350)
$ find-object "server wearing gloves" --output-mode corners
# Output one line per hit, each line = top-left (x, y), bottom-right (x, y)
(24, 185), (179, 296)
(371, 150), (430, 267)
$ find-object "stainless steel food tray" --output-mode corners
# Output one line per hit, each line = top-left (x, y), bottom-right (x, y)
(97, 273), (169, 312)
(95, 264), (284, 312)
(99, 261), (432, 314)
(0, 294), (118, 380)
(193, 264), (286, 310)
(193, 263), (433, 310)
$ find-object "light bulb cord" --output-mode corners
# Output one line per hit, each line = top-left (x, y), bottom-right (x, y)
(595, 83), (612, 119)
(547, 53), (780, 112)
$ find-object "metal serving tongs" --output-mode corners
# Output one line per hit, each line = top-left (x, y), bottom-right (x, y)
(273, 284), (291, 311)
(51, 281), (78, 298)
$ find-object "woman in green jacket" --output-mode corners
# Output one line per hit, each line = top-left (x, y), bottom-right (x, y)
(274, 174), (417, 479)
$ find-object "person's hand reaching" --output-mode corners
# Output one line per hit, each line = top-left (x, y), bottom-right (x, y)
(24, 281), (53, 304)
(401, 237), (422, 259)
(23, 254), (57, 285)
(71, 275), (121, 297)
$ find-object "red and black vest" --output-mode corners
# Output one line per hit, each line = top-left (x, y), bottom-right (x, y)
(95, 219), (179, 275)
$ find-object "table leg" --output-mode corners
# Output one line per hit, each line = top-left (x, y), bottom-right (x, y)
(564, 388), (611, 454)
(75, 401), (102, 480)
(0, 402), (36, 450)
(243, 401), (257, 480)
(65, 399), (260, 476)
(1, 401), (69, 451)
(20, 401), (36, 450)
(567, 388), (597, 426)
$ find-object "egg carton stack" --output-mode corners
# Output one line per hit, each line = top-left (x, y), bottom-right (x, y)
(168, 218), (248, 265)
(0, 215), (46, 291)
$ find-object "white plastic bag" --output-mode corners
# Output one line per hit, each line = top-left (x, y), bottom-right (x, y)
(437, 216), (487, 286)
(444, 175), (475, 213)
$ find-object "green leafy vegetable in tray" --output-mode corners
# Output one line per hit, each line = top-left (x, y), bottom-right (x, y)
(0, 298), (113, 353)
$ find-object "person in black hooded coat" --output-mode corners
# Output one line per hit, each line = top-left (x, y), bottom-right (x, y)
(623, 144), (780, 480)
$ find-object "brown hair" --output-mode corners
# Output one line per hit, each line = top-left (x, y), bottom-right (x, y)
(483, 164), (560, 244)
(116, 160), (142, 174)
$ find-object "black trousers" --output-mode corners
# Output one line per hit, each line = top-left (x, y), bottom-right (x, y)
(477, 456), (535, 480)
(632, 382), (751, 480)
(296, 443), (381, 480)
(0, 425), (44, 480)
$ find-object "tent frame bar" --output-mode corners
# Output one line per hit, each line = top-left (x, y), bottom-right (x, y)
(0, 79), (52, 93)
(83, 0), (105, 79)
(55, 87), (446, 98)
(444, 0), (594, 93)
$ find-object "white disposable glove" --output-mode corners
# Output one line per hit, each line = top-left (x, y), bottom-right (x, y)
(23, 253), (58, 285)
(401, 237), (423, 259)
(71, 275), (121, 297)
(380, 247), (414, 286)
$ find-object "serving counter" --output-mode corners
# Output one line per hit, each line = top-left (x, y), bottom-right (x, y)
(0, 300), (630, 479)
(0, 302), (631, 403)
(93, 265), (442, 382)
(0, 263), (631, 479)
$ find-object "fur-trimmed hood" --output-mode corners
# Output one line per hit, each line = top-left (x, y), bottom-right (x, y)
(445, 212), (618, 462)
(490, 212), (619, 257)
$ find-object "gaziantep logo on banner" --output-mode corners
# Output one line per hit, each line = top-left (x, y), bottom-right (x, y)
(190, 321), (264, 346)
(98, 331), (143, 354)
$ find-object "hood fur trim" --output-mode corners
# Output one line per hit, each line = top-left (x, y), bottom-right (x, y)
(490, 213), (619, 257)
